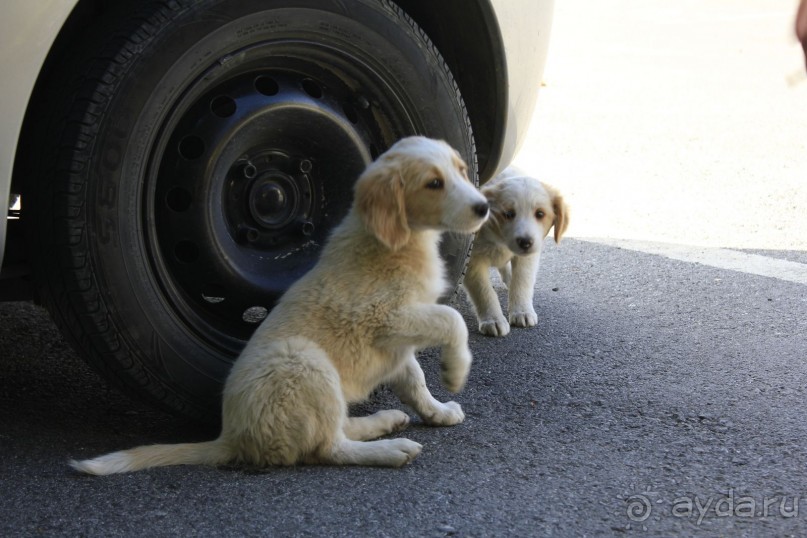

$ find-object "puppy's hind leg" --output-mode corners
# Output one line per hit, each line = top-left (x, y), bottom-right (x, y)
(497, 261), (512, 288)
(324, 435), (423, 468)
(284, 380), (419, 467)
(238, 338), (420, 468)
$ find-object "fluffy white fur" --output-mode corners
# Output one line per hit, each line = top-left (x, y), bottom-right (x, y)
(70, 137), (489, 474)
(463, 166), (569, 337)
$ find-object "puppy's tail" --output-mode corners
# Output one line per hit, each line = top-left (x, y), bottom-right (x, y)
(69, 439), (231, 476)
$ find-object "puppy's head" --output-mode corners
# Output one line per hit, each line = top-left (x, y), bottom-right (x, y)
(482, 172), (569, 256)
(355, 137), (489, 251)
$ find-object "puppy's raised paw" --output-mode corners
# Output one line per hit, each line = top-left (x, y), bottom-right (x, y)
(441, 348), (471, 393)
(509, 311), (538, 328)
(479, 316), (510, 337)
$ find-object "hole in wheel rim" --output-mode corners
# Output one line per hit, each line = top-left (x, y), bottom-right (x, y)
(166, 187), (192, 212)
(210, 95), (237, 118)
(301, 79), (323, 98)
(255, 76), (279, 96)
(178, 136), (205, 160)
(174, 240), (200, 263)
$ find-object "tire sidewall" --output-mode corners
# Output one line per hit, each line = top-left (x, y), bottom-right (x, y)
(85, 0), (475, 418)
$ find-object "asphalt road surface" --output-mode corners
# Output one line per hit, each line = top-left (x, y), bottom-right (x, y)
(2, 239), (807, 537)
(3, 0), (807, 536)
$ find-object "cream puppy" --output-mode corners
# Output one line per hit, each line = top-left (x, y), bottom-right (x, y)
(463, 167), (568, 337)
(69, 137), (489, 474)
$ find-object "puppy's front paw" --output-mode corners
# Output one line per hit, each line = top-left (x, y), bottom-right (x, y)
(441, 347), (471, 393)
(422, 401), (465, 427)
(509, 310), (538, 328)
(479, 316), (510, 337)
(380, 438), (423, 467)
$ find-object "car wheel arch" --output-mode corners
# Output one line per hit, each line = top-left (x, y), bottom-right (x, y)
(14, 0), (508, 203)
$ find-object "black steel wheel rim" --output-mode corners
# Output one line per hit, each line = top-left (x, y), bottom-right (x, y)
(147, 40), (416, 352)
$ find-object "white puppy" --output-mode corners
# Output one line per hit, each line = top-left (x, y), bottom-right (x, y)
(463, 167), (568, 337)
(70, 137), (489, 474)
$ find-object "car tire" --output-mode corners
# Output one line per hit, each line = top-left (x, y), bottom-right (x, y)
(24, 0), (477, 422)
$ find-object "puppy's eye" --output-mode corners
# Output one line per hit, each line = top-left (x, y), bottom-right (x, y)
(535, 210), (545, 220)
(503, 209), (516, 220)
(426, 178), (444, 190)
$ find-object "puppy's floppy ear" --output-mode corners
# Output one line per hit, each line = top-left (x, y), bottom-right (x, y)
(355, 159), (410, 251)
(480, 180), (504, 213)
(480, 181), (499, 202)
(545, 183), (569, 243)
(479, 181), (505, 233)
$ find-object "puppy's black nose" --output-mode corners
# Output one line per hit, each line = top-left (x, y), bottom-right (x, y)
(472, 202), (489, 218)
(516, 236), (533, 251)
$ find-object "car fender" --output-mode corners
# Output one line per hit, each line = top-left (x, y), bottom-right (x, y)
(0, 1), (78, 269)
(489, 0), (554, 177)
